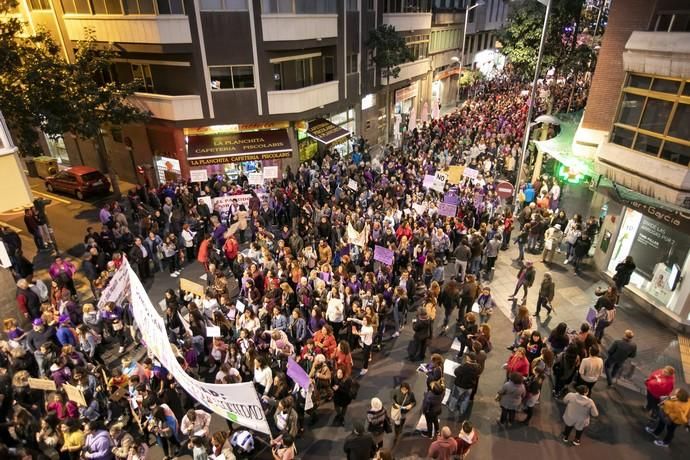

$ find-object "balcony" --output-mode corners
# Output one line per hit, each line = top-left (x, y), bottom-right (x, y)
(266, 81), (339, 115)
(381, 58), (431, 86)
(133, 93), (203, 121)
(261, 14), (337, 41)
(63, 15), (192, 44)
(382, 13), (432, 32)
(624, 31), (690, 77)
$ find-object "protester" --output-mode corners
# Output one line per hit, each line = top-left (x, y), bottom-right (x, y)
(562, 385), (599, 446)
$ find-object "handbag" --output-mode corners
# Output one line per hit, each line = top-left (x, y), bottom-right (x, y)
(391, 393), (408, 425)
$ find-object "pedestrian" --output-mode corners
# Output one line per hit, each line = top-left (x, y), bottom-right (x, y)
(561, 385), (598, 446)
(542, 224), (563, 263)
(645, 366), (676, 419)
(15, 278), (41, 321)
(522, 366), (546, 425)
(572, 233), (591, 275)
(427, 426), (457, 460)
(504, 347), (530, 379)
(390, 382), (416, 440)
(594, 301), (616, 342)
(507, 261), (535, 303)
(533, 272), (555, 317)
(332, 368), (353, 426)
(343, 421), (376, 460)
(422, 380), (445, 438)
(23, 208), (45, 250)
(645, 388), (690, 447)
(48, 256), (77, 296)
(496, 372), (526, 426)
(513, 223), (529, 261)
(613, 256), (636, 293)
(577, 345), (603, 393)
(366, 397), (390, 450)
(449, 354), (479, 415)
(475, 286), (496, 325)
(454, 420), (479, 458)
(81, 420), (113, 460)
(604, 329), (637, 387)
(510, 306), (532, 349)
(409, 308), (433, 362)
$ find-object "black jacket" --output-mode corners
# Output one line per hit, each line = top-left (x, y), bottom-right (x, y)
(343, 432), (376, 460)
(422, 389), (444, 416)
(454, 362), (480, 389)
(413, 317), (432, 341)
(607, 338), (637, 364)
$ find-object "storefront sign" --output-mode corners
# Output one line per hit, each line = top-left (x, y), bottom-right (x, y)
(307, 118), (350, 144)
(187, 130), (292, 166)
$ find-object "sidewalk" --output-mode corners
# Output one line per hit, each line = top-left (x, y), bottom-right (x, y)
(486, 231), (688, 391)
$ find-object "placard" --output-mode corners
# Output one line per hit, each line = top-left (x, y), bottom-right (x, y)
(63, 383), (87, 406)
(412, 203), (427, 216)
(248, 172), (263, 185)
(463, 167), (479, 180)
(190, 169), (208, 183)
(431, 172), (447, 193)
(28, 378), (57, 391)
(437, 202), (457, 218)
(206, 326), (222, 338)
(286, 357), (311, 389)
(263, 165), (279, 179)
(180, 278), (205, 298)
(446, 165), (464, 185)
(236, 300), (246, 313)
(374, 245), (395, 266)
(348, 178), (359, 191)
(422, 175), (435, 188)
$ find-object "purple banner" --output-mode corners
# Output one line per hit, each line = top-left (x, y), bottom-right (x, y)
(287, 357), (311, 389)
(443, 192), (460, 205)
(437, 202), (458, 217)
(374, 245), (395, 266)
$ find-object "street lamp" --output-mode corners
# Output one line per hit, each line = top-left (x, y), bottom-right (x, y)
(512, 0), (552, 212)
(458, 1), (485, 103)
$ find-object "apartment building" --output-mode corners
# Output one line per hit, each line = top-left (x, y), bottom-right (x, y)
(461, 0), (508, 76)
(7, 0), (467, 183)
(573, 0), (690, 330)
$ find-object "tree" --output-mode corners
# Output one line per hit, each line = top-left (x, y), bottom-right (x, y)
(0, 0), (149, 197)
(367, 24), (413, 144)
(498, 0), (594, 81)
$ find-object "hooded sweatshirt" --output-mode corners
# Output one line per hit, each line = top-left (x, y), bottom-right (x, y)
(83, 429), (113, 460)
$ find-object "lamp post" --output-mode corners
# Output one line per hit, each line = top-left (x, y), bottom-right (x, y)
(512, 0), (552, 212)
(458, 1), (485, 103)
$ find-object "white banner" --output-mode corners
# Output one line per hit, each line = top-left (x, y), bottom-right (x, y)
(120, 261), (271, 435)
(263, 165), (279, 179)
(248, 173), (263, 185)
(98, 258), (131, 309)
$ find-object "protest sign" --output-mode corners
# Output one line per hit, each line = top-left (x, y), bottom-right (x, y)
(123, 262), (271, 435)
(28, 378), (57, 391)
(463, 167), (479, 180)
(347, 222), (369, 247)
(347, 178), (359, 191)
(248, 172), (263, 185)
(236, 300), (246, 313)
(206, 326), (222, 338)
(97, 255), (131, 309)
(263, 165), (279, 179)
(412, 203), (427, 216)
(64, 383), (87, 406)
(374, 245), (395, 265)
(422, 175), (435, 188)
(180, 278), (205, 298)
(446, 165), (464, 184)
(443, 192), (460, 205)
(437, 202), (457, 217)
(190, 169), (208, 183)
(431, 172), (447, 193)
(286, 357), (311, 389)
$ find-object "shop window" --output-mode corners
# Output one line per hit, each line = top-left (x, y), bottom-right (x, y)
(262, 0), (337, 14)
(92, 0), (124, 14)
(132, 64), (155, 93)
(210, 65), (255, 90)
(200, 0), (247, 11)
(28, 0), (51, 9)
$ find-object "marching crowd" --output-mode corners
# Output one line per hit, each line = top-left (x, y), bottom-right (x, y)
(1, 72), (688, 460)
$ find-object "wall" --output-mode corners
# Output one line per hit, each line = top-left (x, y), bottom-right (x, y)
(0, 152), (33, 212)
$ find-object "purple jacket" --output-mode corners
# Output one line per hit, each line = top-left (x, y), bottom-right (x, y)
(84, 430), (113, 460)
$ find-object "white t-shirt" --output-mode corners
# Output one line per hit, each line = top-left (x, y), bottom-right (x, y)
(326, 298), (344, 323)
(359, 325), (374, 346)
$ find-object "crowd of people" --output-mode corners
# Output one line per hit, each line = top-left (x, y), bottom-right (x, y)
(1, 71), (687, 460)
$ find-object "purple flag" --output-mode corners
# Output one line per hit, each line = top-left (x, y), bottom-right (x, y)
(287, 357), (311, 389)
(374, 245), (395, 266)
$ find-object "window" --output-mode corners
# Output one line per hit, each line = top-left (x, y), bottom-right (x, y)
(156, 0), (185, 13)
(92, 0), (124, 14)
(61, 0), (92, 13)
(125, 0), (155, 14)
(200, 0), (247, 10)
(406, 34), (429, 61)
(210, 65), (255, 90)
(262, 0), (337, 14)
(131, 64), (155, 92)
(367, 0), (374, 10)
(612, 73), (690, 166)
(346, 0), (358, 11)
(28, 0), (51, 9)
(384, 0), (431, 13)
(652, 12), (690, 32)
(272, 55), (333, 91)
(346, 54), (359, 74)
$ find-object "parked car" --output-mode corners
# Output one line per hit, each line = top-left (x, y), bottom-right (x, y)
(45, 166), (110, 200)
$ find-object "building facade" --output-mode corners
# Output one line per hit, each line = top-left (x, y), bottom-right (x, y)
(574, 0), (690, 330)
(7, 0), (481, 184)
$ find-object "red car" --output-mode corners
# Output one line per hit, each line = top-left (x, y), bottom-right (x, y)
(45, 166), (111, 200)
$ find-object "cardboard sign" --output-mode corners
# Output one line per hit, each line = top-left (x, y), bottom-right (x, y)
(446, 165), (464, 185)
(248, 172), (263, 185)
(374, 245), (395, 266)
(347, 178), (359, 191)
(263, 165), (279, 179)
(431, 172), (447, 193)
(28, 378), (57, 391)
(236, 300), (246, 313)
(180, 278), (205, 298)
(463, 167), (479, 180)
(443, 192), (460, 205)
(437, 202), (457, 217)
(422, 175), (435, 188)
(190, 169), (208, 183)
(63, 383), (87, 406)
(206, 326), (222, 338)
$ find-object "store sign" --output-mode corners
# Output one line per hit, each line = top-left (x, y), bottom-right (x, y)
(187, 130), (292, 166)
(307, 118), (350, 144)
(622, 198), (690, 235)
(395, 81), (419, 103)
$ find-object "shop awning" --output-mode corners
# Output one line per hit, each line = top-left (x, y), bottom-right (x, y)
(186, 129), (292, 166)
(596, 176), (690, 234)
(307, 118), (350, 144)
(532, 111), (597, 177)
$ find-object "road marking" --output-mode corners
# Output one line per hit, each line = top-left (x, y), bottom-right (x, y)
(31, 189), (71, 204)
(0, 221), (23, 233)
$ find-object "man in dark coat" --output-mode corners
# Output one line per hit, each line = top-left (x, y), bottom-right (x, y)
(343, 421), (376, 460)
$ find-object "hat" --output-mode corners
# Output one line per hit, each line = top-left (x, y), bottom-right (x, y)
(370, 397), (383, 411)
(32, 318), (44, 326)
